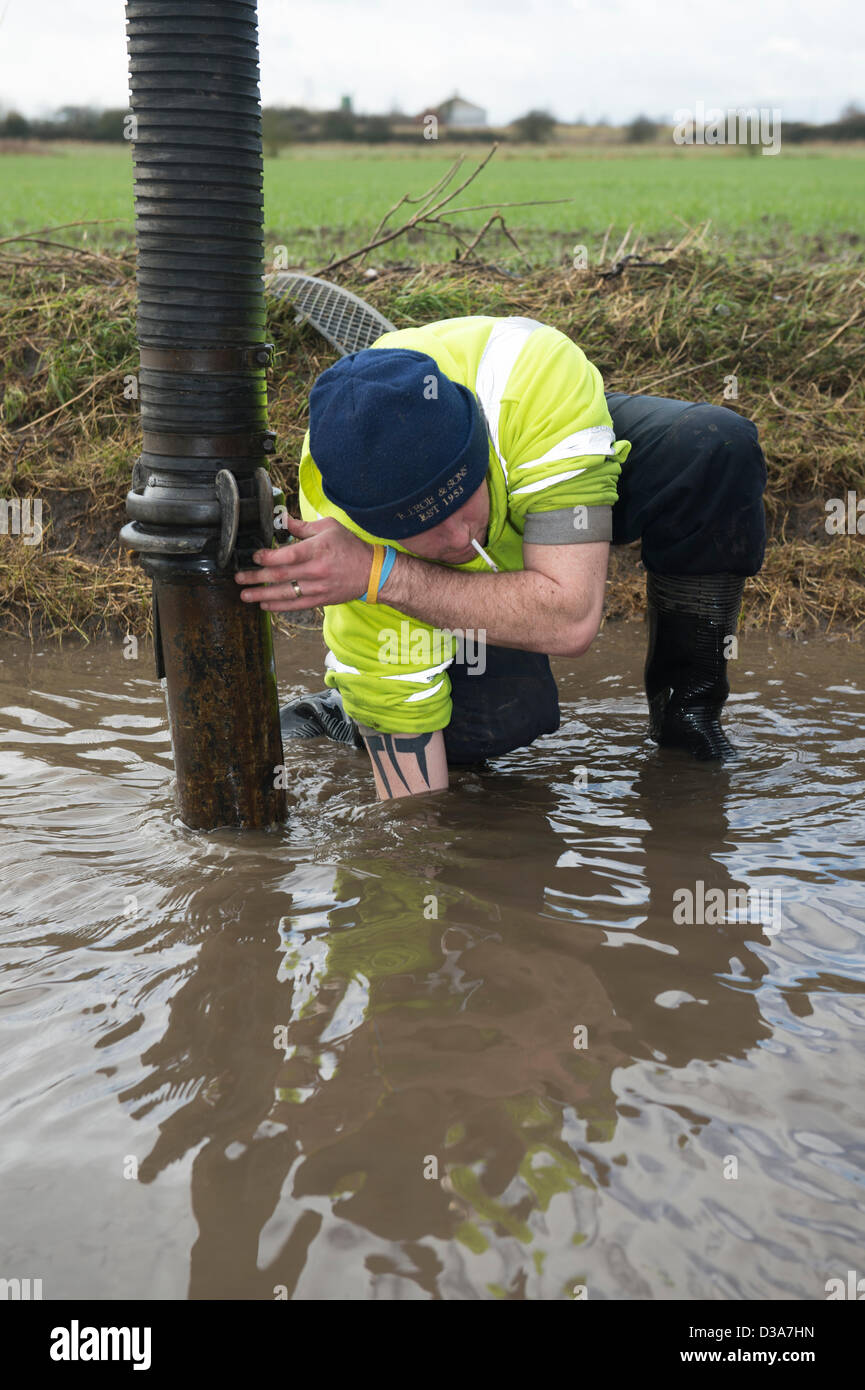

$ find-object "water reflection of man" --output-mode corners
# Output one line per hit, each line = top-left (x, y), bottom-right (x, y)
(125, 754), (769, 1297)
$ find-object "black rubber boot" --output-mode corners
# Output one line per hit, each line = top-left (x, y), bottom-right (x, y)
(279, 689), (365, 748)
(644, 572), (747, 761)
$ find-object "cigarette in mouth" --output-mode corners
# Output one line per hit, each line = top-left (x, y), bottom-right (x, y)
(470, 538), (499, 572)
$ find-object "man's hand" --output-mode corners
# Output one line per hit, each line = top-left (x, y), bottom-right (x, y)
(235, 514), (373, 610)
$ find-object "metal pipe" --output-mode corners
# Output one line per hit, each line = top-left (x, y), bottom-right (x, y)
(121, 0), (287, 829)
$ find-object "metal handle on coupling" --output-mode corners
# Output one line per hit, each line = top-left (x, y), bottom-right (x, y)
(253, 467), (276, 550)
(215, 470), (240, 569)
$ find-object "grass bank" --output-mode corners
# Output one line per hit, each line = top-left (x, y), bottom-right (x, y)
(0, 234), (863, 641)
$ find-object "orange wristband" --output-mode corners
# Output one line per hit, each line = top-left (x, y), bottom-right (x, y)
(366, 544), (386, 604)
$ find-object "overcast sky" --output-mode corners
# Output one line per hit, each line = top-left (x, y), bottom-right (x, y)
(0, 0), (861, 125)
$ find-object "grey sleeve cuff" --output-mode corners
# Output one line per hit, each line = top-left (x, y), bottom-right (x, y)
(522, 504), (612, 545)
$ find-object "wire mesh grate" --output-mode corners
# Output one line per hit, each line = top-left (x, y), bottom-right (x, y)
(265, 272), (397, 355)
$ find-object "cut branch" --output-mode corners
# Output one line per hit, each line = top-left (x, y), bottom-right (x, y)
(312, 142), (571, 277)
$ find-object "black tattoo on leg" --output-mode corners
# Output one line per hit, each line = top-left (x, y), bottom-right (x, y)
(365, 731), (435, 796)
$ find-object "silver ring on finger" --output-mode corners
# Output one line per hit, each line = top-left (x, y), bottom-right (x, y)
(290, 578), (303, 599)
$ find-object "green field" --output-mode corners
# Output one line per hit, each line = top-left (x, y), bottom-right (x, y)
(1, 141), (863, 265)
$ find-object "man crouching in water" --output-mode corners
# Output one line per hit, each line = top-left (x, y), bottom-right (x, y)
(236, 316), (767, 801)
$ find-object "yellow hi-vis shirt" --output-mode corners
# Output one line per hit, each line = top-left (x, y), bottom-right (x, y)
(297, 314), (631, 734)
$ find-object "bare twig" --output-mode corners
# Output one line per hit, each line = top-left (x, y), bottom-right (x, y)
(610, 224), (633, 266)
(433, 197), (572, 216)
(312, 142), (555, 276)
(0, 236), (131, 268)
(598, 253), (669, 281)
(357, 160), (465, 264)
(0, 218), (124, 248)
(455, 212), (533, 269)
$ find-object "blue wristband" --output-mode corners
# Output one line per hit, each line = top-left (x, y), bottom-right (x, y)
(358, 545), (397, 602)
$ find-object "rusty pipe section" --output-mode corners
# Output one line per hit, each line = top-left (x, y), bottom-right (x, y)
(120, 0), (286, 829)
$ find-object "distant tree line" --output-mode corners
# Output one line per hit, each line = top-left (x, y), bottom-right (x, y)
(1, 102), (863, 147)
(783, 105), (865, 142)
(624, 105), (865, 144)
(0, 105), (129, 140)
(0, 103), (499, 148)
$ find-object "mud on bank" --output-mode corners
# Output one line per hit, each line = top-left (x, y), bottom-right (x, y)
(1, 240), (862, 641)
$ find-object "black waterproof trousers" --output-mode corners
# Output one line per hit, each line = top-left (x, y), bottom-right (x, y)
(443, 394), (768, 764)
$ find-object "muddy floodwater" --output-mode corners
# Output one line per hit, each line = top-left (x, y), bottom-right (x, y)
(1, 624), (864, 1301)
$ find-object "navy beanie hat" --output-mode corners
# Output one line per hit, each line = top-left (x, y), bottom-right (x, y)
(308, 347), (491, 539)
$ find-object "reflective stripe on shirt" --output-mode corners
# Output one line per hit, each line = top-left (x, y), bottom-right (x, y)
(380, 657), (455, 684)
(403, 679), (447, 703)
(475, 319), (617, 491)
(325, 650), (361, 676)
(474, 316), (542, 486)
(329, 647), (453, 705)
(510, 466), (590, 497)
(510, 423), (616, 472)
